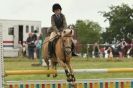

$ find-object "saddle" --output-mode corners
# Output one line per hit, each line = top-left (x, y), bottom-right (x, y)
(48, 35), (60, 58)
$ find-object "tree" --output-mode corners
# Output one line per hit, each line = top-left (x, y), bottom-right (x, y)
(75, 20), (102, 44)
(101, 4), (133, 42)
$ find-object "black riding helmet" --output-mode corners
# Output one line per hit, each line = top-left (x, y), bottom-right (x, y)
(52, 3), (62, 12)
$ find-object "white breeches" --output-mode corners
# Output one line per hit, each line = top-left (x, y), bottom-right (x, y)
(49, 32), (58, 41)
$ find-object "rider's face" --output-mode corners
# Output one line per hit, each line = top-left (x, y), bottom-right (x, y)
(54, 9), (61, 15)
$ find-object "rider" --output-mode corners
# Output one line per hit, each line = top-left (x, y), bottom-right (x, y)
(48, 3), (67, 58)
(48, 3), (78, 58)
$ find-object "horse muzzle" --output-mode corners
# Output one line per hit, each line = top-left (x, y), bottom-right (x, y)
(64, 46), (72, 55)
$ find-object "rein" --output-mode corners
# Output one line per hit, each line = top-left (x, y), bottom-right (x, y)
(42, 35), (60, 45)
(43, 35), (72, 45)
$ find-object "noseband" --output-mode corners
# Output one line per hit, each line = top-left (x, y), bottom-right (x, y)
(64, 46), (72, 55)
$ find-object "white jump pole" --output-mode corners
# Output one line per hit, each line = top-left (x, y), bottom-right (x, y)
(0, 24), (4, 88)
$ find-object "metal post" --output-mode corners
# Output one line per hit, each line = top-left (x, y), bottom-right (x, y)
(0, 24), (4, 88)
(39, 33), (45, 64)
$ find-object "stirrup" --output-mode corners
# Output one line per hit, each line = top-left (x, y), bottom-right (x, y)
(72, 52), (78, 56)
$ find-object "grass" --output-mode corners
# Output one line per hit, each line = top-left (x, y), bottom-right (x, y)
(4, 57), (133, 81)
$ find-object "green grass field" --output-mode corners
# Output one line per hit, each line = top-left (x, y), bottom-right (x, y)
(4, 57), (133, 81)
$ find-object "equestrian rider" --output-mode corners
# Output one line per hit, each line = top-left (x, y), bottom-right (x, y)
(48, 3), (67, 58)
(48, 3), (78, 58)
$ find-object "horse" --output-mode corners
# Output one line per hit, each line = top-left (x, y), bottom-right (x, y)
(43, 29), (76, 82)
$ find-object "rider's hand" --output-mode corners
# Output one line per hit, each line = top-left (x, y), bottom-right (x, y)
(57, 32), (61, 35)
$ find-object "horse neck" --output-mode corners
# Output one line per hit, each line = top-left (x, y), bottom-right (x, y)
(56, 37), (63, 49)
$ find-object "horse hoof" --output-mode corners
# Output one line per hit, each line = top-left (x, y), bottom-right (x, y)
(67, 78), (72, 82)
(72, 77), (76, 82)
(47, 74), (50, 77)
(53, 74), (57, 78)
(69, 82), (76, 88)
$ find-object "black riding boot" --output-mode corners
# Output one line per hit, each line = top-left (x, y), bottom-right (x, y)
(48, 41), (53, 58)
(71, 42), (77, 56)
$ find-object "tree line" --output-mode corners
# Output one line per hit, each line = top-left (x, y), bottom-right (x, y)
(74, 4), (133, 44)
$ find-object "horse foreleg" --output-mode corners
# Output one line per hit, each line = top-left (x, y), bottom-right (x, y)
(67, 62), (76, 82)
(57, 58), (71, 82)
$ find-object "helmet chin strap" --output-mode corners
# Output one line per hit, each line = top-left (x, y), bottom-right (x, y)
(55, 13), (60, 15)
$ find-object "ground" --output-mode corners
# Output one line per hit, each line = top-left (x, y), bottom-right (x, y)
(4, 57), (133, 81)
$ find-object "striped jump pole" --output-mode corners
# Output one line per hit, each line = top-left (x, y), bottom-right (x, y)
(5, 68), (133, 76)
(6, 78), (133, 88)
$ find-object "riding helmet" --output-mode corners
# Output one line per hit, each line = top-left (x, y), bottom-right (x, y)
(52, 3), (62, 12)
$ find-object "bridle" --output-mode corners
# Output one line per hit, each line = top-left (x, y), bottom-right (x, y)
(62, 35), (72, 56)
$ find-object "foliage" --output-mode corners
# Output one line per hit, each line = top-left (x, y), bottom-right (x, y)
(75, 20), (102, 44)
(101, 4), (133, 42)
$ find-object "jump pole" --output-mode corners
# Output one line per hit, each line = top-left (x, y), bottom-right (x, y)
(6, 78), (133, 88)
(5, 68), (133, 76)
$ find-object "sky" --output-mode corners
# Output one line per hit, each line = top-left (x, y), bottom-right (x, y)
(0, 0), (133, 29)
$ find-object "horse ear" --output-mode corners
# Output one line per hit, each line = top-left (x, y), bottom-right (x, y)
(70, 30), (72, 34)
(63, 30), (66, 34)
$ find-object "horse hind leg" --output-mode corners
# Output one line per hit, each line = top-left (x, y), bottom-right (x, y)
(44, 58), (50, 77)
(52, 61), (58, 78)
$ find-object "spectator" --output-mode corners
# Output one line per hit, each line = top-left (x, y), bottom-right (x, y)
(116, 41), (124, 58)
(104, 46), (113, 59)
(127, 39), (133, 58)
(99, 47), (105, 58)
(108, 47), (113, 58)
(22, 44), (26, 57)
(35, 36), (42, 59)
(26, 33), (35, 59)
(18, 41), (23, 57)
(92, 42), (100, 58)
(32, 30), (38, 41)
(32, 30), (38, 59)
(25, 43), (29, 57)
(104, 49), (108, 58)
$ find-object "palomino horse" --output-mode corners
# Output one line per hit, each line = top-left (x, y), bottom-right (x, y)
(43, 29), (76, 82)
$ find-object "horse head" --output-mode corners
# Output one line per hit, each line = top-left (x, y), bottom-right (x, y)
(61, 29), (73, 55)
